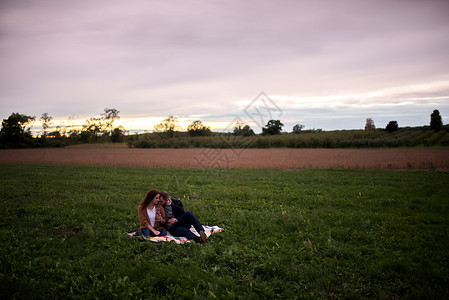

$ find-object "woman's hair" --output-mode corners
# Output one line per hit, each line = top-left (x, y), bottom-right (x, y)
(140, 189), (160, 208)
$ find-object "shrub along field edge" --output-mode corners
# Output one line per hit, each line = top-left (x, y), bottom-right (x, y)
(2, 126), (449, 149)
(128, 127), (449, 149)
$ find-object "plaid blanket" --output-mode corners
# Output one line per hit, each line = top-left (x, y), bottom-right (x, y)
(127, 225), (224, 244)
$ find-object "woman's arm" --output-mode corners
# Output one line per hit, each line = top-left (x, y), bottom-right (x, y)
(138, 205), (160, 235)
(159, 206), (166, 225)
(138, 205), (149, 228)
(154, 205), (166, 226)
(147, 224), (160, 235)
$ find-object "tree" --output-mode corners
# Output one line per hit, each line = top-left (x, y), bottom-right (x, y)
(80, 108), (122, 142)
(102, 108), (120, 135)
(233, 121), (255, 136)
(262, 119), (284, 135)
(0, 112), (36, 146)
(430, 109), (443, 132)
(40, 113), (53, 136)
(385, 121), (398, 133)
(110, 126), (125, 143)
(365, 118), (375, 130)
(154, 116), (180, 138)
(240, 125), (255, 137)
(187, 120), (211, 136)
(292, 124), (305, 133)
(81, 117), (107, 142)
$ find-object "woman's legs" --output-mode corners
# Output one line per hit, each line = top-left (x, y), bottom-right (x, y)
(140, 228), (167, 237)
(151, 228), (167, 237)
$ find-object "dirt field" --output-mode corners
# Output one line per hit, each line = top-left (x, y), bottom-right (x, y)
(1, 148), (449, 169)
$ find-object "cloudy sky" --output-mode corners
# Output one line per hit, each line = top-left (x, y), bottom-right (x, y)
(1, 0), (449, 133)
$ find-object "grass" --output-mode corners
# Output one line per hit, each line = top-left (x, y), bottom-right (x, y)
(1, 164), (448, 299)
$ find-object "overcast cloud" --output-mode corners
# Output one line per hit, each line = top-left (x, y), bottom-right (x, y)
(1, 0), (449, 132)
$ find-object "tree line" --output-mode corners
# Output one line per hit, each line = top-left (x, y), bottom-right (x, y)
(128, 109), (447, 149)
(363, 109), (443, 133)
(0, 108), (445, 148)
(0, 108), (124, 148)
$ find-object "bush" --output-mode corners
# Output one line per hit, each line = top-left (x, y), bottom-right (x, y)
(440, 135), (449, 146)
(271, 136), (285, 147)
(254, 137), (270, 148)
(322, 137), (336, 148)
(126, 127), (449, 149)
(424, 131), (447, 146)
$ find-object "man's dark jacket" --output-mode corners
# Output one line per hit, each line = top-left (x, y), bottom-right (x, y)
(169, 199), (186, 221)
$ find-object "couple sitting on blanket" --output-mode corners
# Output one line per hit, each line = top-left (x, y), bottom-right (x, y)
(137, 189), (208, 243)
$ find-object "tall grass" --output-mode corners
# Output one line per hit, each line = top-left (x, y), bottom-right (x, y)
(130, 127), (449, 149)
(1, 164), (448, 298)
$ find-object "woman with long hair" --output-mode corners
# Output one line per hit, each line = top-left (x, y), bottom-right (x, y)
(137, 189), (167, 237)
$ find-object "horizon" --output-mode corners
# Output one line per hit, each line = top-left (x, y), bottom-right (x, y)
(16, 109), (448, 137)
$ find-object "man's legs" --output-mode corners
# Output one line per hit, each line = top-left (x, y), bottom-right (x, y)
(177, 211), (205, 234)
(171, 211), (208, 243)
(169, 225), (201, 242)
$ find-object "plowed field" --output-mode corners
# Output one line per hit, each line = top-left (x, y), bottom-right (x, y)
(1, 148), (449, 169)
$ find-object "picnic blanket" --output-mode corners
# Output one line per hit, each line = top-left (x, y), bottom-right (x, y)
(127, 225), (224, 244)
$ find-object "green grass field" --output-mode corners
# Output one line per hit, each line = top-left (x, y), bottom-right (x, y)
(1, 164), (448, 299)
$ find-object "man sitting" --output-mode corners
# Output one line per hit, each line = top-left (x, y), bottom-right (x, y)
(159, 191), (208, 243)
